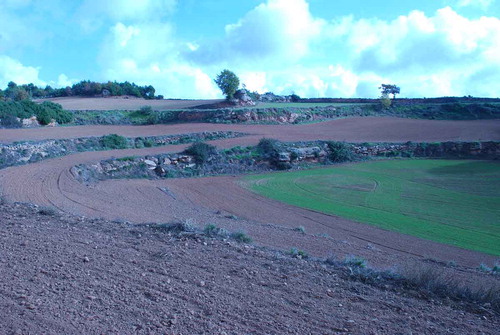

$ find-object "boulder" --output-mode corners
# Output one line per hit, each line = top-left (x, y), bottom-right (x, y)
(144, 160), (157, 169)
(234, 89), (255, 106)
(22, 116), (40, 128)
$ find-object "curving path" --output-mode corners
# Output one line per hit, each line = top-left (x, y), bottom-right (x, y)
(1, 117), (499, 267)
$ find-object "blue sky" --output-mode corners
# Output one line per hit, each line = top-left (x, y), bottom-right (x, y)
(0, 0), (499, 98)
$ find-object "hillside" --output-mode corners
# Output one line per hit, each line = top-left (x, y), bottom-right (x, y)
(0, 201), (498, 334)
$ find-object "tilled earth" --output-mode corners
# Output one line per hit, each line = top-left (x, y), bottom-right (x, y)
(1, 202), (498, 334)
(1, 117), (500, 333)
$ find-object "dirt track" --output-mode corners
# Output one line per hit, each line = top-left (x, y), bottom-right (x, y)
(1, 117), (499, 269)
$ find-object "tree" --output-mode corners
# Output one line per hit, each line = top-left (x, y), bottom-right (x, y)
(379, 84), (400, 99)
(214, 69), (240, 100)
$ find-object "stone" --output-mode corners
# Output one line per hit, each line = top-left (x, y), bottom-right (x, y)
(278, 152), (291, 162)
(144, 160), (157, 169)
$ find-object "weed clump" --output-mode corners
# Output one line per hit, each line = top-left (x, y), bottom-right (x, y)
(150, 220), (197, 234)
(183, 142), (217, 165)
(230, 231), (252, 243)
(293, 226), (306, 234)
(38, 206), (57, 216)
(289, 248), (308, 259)
(344, 255), (368, 268)
(203, 224), (230, 239)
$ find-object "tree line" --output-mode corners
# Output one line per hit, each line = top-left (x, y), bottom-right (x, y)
(0, 80), (159, 101)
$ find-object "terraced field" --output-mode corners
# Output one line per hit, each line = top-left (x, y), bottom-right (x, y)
(244, 160), (500, 255)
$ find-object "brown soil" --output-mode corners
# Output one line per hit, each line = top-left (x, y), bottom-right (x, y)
(0, 202), (498, 334)
(1, 117), (499, 333)
(38, 97), (223, 111)
(0, 118), (498, 269)
(1, 117), (499, 144)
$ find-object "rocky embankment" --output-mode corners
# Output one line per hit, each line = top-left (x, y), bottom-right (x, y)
(73, 141), (500, 183)
(175, 106), (372, 124)
(0, 131), (243, 169)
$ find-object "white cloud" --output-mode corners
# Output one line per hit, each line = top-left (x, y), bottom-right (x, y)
(188, 0), (324, 65)
(0, 55), (46, 88)
(99, 22), (219, 98)
(57, 74), (78, 87)
(76, 0), (177, 32)
(96, 1), (500, 98)
(456, 0), (494, 9)
(317, 6), (500, 97)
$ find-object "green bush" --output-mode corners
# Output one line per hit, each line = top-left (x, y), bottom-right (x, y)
(257, 138), (280, 158)
(0, 100), (72, 126)
(0, 114), (22, 128)
(100, 134), (128, 149)
(138, 105), (153, 115)
(326, 141), (354, 163)
(183, 142), (217, 165)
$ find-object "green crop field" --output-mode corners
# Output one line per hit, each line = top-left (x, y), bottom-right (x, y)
(244, 160), (500, 255)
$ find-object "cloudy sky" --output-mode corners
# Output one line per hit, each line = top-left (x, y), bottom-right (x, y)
(1, 0), (499, 98)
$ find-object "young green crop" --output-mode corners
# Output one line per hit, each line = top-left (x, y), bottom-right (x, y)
(244, 160), (500, 255)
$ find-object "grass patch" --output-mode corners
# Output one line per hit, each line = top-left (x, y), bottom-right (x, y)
(244, 159), (500, 255)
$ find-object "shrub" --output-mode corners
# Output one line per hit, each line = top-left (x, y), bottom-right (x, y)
(0, 114), (22, 128)
(379, 94), (392, 109)
(0, 100), (72, 125)
(39, 101), (73, 124)
(183, 142), (217, 165)
(289, 248), (308, 259)
(138, 105), (153, 116)
(38, 206), (57, 216)
(230, 231), (252, 243)
(401, 263), (500, 311)
(150, 219), (197, 234)
(290, 93), (301, 102)
(100, 134), (128, 149)
(257, 138), (279, 158)
(293, 226), (306, 234)
(203, 224), (230, 238)
(344, 255), (367, 268)
(326, 141), (354, 163)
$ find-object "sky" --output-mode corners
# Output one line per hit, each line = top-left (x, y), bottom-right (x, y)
(0, 0), (499, 99)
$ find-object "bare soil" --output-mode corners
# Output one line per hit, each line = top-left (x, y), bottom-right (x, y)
(0, 201), (498, 334)
(1, 117), (499, 144)
(0, 118), (498, 268)
(1, 117), (499, 333)
(38, 97), (223, 111)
